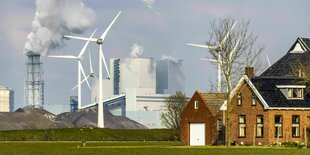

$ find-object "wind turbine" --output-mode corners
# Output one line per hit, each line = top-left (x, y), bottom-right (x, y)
(187, 21), (237, 93)
(266, 54), (271, 67)
(48, 29), (97, 109)
(71, 51), (97, 91)
(63, 11), (122, 128)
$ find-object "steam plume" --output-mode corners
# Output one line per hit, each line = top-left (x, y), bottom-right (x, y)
(142, 0), (155, 11)
(24, 0), (95, 55)
(130, 43), (144, 58)
(161, 55), (180, 63)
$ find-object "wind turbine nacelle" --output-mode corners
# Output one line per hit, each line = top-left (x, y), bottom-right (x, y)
(97, 39), (104, 44)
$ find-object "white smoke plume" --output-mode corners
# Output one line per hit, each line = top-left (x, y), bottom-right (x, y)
(24, 0), (96, 55)
(142, 0), (155, 11)
(161, 55), (180, 63)
(130, 43), (144, 58)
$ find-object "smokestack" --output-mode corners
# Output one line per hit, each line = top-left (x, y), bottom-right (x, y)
(25, 53), (44, 108)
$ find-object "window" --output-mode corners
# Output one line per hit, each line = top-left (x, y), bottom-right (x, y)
(252, 96), (257, 106)
(239, 115), (246, 137)
(237, 94), (242, 106)
(217, 119), (223, 131)
(292, 115), (300, 138)
(256, 115), (264, 138)
(194, 101), (199, 109)
(288, 88), (303, 99)
(275, 115), (283, 138)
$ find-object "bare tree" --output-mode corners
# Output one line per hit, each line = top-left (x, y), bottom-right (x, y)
(290, 60), (310, 93)
(160, 91), (188, 130)
(206, 18), (264, 146)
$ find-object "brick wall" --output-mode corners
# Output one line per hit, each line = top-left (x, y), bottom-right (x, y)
(230, 81), (310, 145)
(180, 92), (219, 145)
(267, 110), (310, 144)
(230, 82), (269, 145)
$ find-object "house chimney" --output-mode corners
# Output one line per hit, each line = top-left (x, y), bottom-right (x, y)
(245, 67), (254, 79)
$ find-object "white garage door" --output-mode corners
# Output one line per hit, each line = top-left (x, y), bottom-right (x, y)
(190, 123), (205, 146)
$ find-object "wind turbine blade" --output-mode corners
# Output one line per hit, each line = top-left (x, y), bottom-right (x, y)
(229, 38), (241, 61)
(79, 62), (91, 89)
(100, 45), (111, 79)
(88, 51), (94, 74)
(220, 21), (237, 47)
(64, 35), (97, 42)
(200, 58), (218, 62)
(187, 43), (217, 49)
(266, 54), (271, 67)
(78, 29), (97, 58)
(71, 75), (91, 91)
(100, 11), (122, 41)
(48, 55), (78, 59)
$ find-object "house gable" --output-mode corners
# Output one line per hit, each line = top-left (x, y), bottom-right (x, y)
(181, 91), (213, 121)
(221, 75), (269, 111)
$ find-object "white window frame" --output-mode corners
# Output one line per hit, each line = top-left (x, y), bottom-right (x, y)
(239, 115), (246, 137)
(194, 101), (199, 109)
(252, 96), (257, 106)
(237, 94), (242, 106)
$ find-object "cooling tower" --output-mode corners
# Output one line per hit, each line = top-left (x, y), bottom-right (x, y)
(25, 53), (44, 108)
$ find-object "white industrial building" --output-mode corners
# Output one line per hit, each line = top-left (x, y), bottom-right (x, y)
(90, 57), (185, 128)
(0, 86), (14, 112)
(156, 59), (185, 94)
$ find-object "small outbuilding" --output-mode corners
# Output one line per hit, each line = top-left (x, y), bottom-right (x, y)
(180, 91), (226, 146)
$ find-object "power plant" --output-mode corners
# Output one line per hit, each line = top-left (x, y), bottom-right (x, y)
(89, 57), (185, 128)
(25, 52), (44, 108)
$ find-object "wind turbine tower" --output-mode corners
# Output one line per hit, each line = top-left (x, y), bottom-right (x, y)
(64, 11), (122, 128)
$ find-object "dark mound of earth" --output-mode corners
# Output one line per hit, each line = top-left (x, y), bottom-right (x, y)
(0, 107), (146, 131)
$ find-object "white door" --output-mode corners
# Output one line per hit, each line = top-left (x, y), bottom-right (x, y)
(189, 123), (205, 146)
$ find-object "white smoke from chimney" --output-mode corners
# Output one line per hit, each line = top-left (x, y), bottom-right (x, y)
(142, 0), (155, 11)
(130, 43), (144, 58)
(24, 0), (96, 55)
(161, 55), (180, 63)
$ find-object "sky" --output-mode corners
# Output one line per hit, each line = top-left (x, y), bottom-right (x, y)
(0, 0), (310, 113)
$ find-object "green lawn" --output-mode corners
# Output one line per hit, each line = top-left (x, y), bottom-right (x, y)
(0, 141), (310, 155)
(0, 128), (178, 141)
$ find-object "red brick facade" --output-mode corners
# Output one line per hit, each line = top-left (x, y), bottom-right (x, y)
(180, 91), (224, 145)
(230, 80), (310, 145)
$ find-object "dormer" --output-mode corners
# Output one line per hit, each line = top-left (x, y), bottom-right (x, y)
(276, 85), (306, 100)
(288, 38), (310, 53)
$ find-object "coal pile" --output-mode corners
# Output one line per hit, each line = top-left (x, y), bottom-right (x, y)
(55, 106), (147, 129)
(0, 108), (69, 131)
(0, 107), (146, 131)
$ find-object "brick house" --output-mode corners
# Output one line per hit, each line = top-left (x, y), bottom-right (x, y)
(226, 70), (310, 145)
(226, 38), (310, 145)
(180, 91), (226, 145)
(181, 37), (310, 146)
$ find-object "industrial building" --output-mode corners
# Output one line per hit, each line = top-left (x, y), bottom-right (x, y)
(0, 86), (14, 112)
(156, 59), (185, 94)
(90, 57), (185, 128)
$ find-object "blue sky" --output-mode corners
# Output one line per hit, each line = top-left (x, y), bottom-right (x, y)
(0, 0), (310, 113)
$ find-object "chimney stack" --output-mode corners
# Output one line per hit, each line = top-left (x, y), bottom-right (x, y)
(245, 67), (254, 79)
(25, 53), (44, 108)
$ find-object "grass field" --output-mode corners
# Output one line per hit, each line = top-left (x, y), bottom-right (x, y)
(0, 128), (178, 141)
(1, 141), (310, 155)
